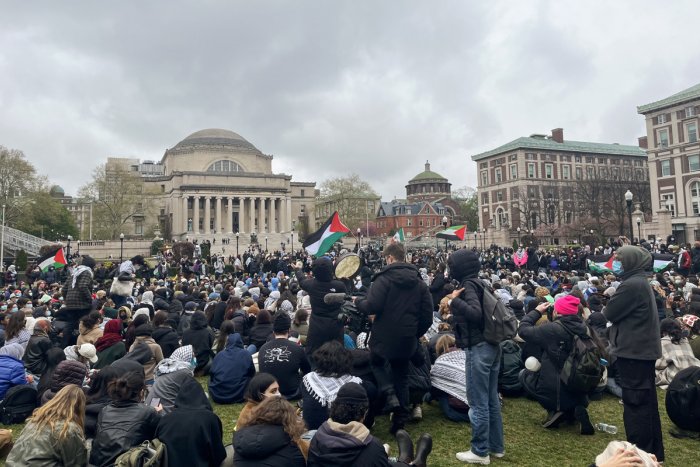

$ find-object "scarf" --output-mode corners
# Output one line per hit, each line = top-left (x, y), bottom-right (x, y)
(156, 345), (194, 376)
(302, 372), (362, 407)
(71, 265), (93, 289)
(430, 350), (468, 405)
(95, 319), (123, 352)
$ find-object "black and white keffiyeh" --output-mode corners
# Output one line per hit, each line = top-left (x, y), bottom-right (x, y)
(302, 372), (362, 407)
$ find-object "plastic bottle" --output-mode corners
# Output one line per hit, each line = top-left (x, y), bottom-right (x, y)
(595, 423), (618, 434)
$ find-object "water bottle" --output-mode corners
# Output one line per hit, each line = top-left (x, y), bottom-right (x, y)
(595, 423), (618, 434)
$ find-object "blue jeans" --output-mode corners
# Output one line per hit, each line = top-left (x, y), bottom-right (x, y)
(438, 395), (470, 423)
(465, 341), (504, 457)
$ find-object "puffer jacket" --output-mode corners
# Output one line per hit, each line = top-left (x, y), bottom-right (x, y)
(233, 424), (306, 467)
(40, 360), (87, 405)
(447, 250), (486, 349)
(6, 421), (88, 467)
(0, 354), (27, 400)
(89, 400), (160, 467)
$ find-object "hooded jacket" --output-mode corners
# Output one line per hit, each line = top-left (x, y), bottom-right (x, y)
(356, 261), (433, 359)
(603, 246), (662, 361)
(155, 378), (227, 467)
(0, 349), (27, 400)
(308, 420), (391, 467)
(233, 424), (306, 467)
(208, 333), (255, 403)
(40, 360), (87, 405)
(129, 335), (164, 381)
(447, 250), (486, 349)
(182, 312), (214, 371)
(152, 325), (180, 358)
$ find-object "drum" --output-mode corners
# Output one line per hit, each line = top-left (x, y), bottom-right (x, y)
(334, 252), (363, 279)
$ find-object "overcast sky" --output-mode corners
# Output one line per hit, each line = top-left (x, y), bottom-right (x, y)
(1, 1), (699, 200)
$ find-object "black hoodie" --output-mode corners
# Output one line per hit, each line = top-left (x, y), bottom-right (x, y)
(182, 311), (215, 371)
(155, 378), (227, 467)
(308, 420), (391, 467)
(356, 261), (433, 359)
(233, 423), (305, 467)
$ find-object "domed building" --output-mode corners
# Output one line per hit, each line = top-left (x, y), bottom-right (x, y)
(109, 128), (316, 247)
(405, 161), (452, 203)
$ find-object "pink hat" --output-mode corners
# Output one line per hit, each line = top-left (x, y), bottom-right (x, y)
(554, 295), (580, 316)
(681, 314), (700, 329)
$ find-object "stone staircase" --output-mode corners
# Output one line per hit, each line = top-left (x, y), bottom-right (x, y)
(1, 225), (51, 257)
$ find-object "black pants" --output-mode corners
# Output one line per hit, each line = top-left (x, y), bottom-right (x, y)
(371, 353), (410, 412)
(61, 308), (90, 348)
(617, 357), (665, 462)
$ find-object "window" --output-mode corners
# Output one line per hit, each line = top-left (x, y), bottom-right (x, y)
(586, 167), (594, 178)
(495, 167), (502, 183)
(207, 160), (243, 173)
(562, 165), (570, 180)
(598, 158), (607, 164)
(691, 182), (700, 216)
(545, 164), (553, 179)
(480, 162), (488, 169)
(564, 212), (573, 224)
(687, 122), (698, 143)
(612, 167), (620, 178)
(658, 129), (669, 147)
(575, 155), (582, 163)
(527, 163), (536, 178)
(481, 171), (488, 186)
(419, 219), (423, 227)
(689, 155), (700, 172)
(661, 193), (676, 217)
(686, 107), (697, 118)
(661, 160), (671, 176)
(658, 113), (667, 124)
(510, 164), (517, 180)
(135, 221), (143, 235)
(526, 153), (536, 160)
(496, 191), (503, 202)
(406, 218), (412, 227)
(300, 204), (306, 214)
(586, 157), (593, 164)
(301, 189), (305, 197)
(575, 167), (582, 180)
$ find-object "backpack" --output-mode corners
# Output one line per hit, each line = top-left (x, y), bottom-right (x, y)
(114, 439), (167, 467)
(556, 322), (604, 394)
(498, 339), (524, 395)
(665, 365), (700, 431)
(0, 386), (38, 425)
(468, 279), (518, 345)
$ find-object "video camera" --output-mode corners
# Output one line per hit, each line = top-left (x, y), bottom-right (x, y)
(324, 292), (371, 335)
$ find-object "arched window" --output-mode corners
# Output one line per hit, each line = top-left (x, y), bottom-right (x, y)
(690, 181), (700, 215)
(207, 160), (243, 173)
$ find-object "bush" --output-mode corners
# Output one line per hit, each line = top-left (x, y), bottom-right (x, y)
(15, 249), (27, 271)
(150, 239), (165, 256)
(172, 241), (194, 262)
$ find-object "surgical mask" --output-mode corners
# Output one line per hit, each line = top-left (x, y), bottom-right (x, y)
(45, 310), (51, 317)
(612, 260), (623, 275)
(190, 357), (197, 370)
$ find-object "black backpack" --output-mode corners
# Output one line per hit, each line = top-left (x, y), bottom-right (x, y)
(665, 365), (700, 431)
(556, 322), (604, 394)
(468, 279), (518, 345)
(498, 339), (524, 395)
(0, 386), (38, 425)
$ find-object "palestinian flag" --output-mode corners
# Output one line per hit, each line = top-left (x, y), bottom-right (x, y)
(436, 225), (467, 241)
(587, 252), (676, 274)
(38, 248), (67, 272)
(303, 211), (350, 256)
(393, 227), (405, 243)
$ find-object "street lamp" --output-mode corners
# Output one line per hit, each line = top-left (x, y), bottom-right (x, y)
(474, 231), (477, 250)
(482, 228), (486, 250)
(119, 233), (124, 262)
(442, 216), (448, 250)
(624, 190), (634, 241)
(517, 226), (521, 245)
(67, 235), (72, 259)
(291, 227), (295, 254)
(265, 236), (268, 252)
(0, 204), (5, 272)
(236, 232), (239, 257)
(636, 216), (642, 243)
(357, 228), (361, 248)
(76, 240), (80, 256)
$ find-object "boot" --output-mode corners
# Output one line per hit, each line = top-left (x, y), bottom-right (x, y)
(395, 429), (414, 464)
(390, 408), (408, 435)
(574, 406), (594, 435)
(385, 392), (401, 413)
(412, 433), (433, 467)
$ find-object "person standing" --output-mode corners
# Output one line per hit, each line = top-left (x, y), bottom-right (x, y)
(61, 256), (96, 348)
(447, 249), (504, 465)
(603, 245), (665, 463)
(355, 242), (433, 434)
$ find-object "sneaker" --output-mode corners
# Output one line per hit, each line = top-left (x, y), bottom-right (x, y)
(491, 451), (505, 458)
(456, 450), (491, 464)
(411, 405), (423, 421)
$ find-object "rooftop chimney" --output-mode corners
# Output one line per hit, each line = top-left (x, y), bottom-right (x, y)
(425, 160), (430, 172)
(638, 136), (648, 149)
(551, 128), (564, 143)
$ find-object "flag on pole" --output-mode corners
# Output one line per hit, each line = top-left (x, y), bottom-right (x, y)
(393, 227), (405, 243)
(587, 253), (675, 274)
(436, 225), (468, 241)
(303, 211), (350, 256)
(38, 247), (67, 272)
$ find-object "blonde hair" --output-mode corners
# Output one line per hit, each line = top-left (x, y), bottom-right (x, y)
(435, 334), (456, 357)
(240, 396), (306, 445)
(28, 384), (85, 441)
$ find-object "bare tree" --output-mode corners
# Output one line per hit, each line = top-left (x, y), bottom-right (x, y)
(318, 174), (379, 231)
(0, 145), (48, 227)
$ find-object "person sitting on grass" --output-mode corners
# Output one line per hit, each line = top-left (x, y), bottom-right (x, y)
(7, 385), (88, 466)
(655, 318), (700, 389)
(308, 382), (433, 467)
(146, 344), (197, 414)
(233, 395), (307, 467)
(209, 332), (255, 404)
(235, 372), (281, 430)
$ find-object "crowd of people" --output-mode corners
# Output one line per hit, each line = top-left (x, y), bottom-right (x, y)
(1, 236), (699, 466)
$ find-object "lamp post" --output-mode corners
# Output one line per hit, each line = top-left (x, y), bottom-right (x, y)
(236, 232), (239, 257)
(291, 227), (295, 255)
(636, 216), (642, 243)
(265, 236), (268, 252)
(517, 226), (521, 245)
(442, 216), (448, 250)
(76, 240), (80, 257)
(474, 231), (477, 250)
(590, 229), (594, 247)
(0, 204), (5, 272)
(119, 233), (124, 262)
(482, 228), (486, 250)
(624, 190), (634, 241)
(357, 228), (362, 249)
(67, 235), (72, 259)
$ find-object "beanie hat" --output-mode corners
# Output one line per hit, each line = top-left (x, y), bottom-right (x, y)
(184, 301), (197, 313)
(77, 343), (99, 363)
(334, 382), (368, 405)
(132, 308), (151, 321)
(554, 295), (580, 316)
(273, 312), (291, 333)
(135, 324), (154, 337)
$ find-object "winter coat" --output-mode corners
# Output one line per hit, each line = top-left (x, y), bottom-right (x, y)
(61, 268), (93, 311)
(208, 333), (255, 404)
(356, 262), (433, 359)
(210, 301), (228, 330)
(248, 322), (273, 349)
(94, 342), (126, 370)
(182, 313), (215, 371)
(84, 395), (110, 439)
(518, 310), (591, 411)
(152, 326), (180, 358)
(156, 378), (227, 467)
(429, 273), (447, 310)
(40, 360), (87, 405)
(6, 421), (87, 467)
(655, 337), (700, 389)
(0, 354), (27, 400)
(308, 420), (391, 467)
(22, 332), (53, 376)
(296, 258), (347, 355)
(89, 400), (160, 467)
(129, 336), (163, 382)
(77, 323), (103, 346)
(233, 424), (306, 467)
(603, 246), (662, 361)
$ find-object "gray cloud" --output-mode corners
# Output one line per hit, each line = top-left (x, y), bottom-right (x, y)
(1, 0), (699, 200)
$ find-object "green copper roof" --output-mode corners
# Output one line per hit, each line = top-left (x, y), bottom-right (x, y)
(471, 136), (645, 161)
(637, 83), (700, 114)
(410, 170), (447, 181)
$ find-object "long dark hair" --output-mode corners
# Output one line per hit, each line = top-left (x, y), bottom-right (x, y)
(215, 321), (235, 352)
(244, 373), (278, 403)
(660, 318), (684, 344)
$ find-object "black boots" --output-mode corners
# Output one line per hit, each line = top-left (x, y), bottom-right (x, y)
(395, 429), (413, 464)
(413, 433), (433, 467)
(575, 406), (594, 435)
(394, 431), (432, 467)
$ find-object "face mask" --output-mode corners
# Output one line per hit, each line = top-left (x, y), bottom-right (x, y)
(10, 307), (18, 313)
(612, 260), (623, 275)
(190, 357), (197, 370)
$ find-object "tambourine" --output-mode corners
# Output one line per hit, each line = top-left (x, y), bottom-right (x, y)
(334, 252), (363, 279)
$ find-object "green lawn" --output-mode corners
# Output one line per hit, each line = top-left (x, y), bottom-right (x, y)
(3, 381), (696, 467)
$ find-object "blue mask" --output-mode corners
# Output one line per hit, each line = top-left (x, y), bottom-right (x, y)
(612, 260), (623, 275)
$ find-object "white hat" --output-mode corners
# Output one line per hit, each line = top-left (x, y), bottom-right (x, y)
(78, 343), (99, 364)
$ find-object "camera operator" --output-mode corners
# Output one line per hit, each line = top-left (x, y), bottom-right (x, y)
(355, 242), (433, 434)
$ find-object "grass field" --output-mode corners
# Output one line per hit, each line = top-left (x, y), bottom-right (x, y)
(3, 380), (696, 466)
